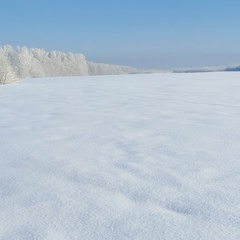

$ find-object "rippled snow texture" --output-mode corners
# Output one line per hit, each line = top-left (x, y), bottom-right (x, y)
(0, 73), (240, 239)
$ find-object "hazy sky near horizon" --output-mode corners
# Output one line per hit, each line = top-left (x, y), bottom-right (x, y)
(1, 0), (240, 70)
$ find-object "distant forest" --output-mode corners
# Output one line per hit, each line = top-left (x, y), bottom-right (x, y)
(0, 45), (138, 84)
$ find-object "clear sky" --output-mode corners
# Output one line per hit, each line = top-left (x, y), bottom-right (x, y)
(1, 0), (240, 70)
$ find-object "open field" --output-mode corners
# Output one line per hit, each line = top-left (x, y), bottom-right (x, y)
(1, 72), (240, 239)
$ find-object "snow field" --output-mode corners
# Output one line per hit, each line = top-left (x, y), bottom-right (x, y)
(0, 72), (240, 239)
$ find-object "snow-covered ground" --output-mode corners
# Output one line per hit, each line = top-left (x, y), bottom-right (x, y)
(0, 72), (240, 240)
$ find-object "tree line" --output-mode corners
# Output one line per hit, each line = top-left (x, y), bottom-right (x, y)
(0, 45), (138, 84)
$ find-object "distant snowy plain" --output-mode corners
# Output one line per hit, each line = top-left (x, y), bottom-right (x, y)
(0, 72), (240, 240)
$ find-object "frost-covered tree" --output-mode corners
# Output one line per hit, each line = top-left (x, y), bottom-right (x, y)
(0, 50), (18, 84)
(88, 62), (137, 75)
(0, 45), (138, 83)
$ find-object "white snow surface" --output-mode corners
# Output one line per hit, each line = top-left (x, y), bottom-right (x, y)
(0, 72), (240, 240)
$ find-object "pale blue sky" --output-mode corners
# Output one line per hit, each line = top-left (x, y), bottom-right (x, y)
(1, 0), (240, 69)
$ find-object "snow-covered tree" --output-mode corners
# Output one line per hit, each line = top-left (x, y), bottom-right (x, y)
(0, 51), (18, 84)
(0, 45), (138, 83)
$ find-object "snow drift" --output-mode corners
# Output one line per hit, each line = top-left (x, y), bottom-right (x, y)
(0, 45), (138, 84)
